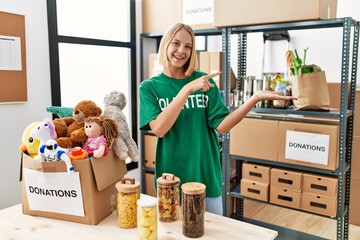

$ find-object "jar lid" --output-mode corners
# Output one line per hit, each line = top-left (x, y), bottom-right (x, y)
(156, 173), (180, 186)
(181, 182), (206, 195)
(115, 178), (140, 192)
(137, 195), (157, 208)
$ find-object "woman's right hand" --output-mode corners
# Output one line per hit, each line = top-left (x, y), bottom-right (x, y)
(185, 71), (222, 93)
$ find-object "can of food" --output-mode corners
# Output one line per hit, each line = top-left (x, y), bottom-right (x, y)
(181, 182), (206, 238)
(263, 75), (273, 108)
(115, 178), (140, 229)
(243, 76), (255, 102)
(137, 196), (157, 240)
(253, 79), (263, 108)
(156, 173), (180, 222)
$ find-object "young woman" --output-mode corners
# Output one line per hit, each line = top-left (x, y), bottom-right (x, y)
(139, 23), (296, 215)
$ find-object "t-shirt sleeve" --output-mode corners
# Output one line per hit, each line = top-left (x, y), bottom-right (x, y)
(206, 79), (229, 129)
(139, 80), (162, 130)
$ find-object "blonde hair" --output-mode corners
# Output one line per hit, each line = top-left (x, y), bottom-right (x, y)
(158, 23), (198, 77)
(85, 116), (118, 147)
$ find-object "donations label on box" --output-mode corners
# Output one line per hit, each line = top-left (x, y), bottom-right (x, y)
(285, 130), (330, 165)
(23, 168), (84, 216)
(183, 0), (214, 25)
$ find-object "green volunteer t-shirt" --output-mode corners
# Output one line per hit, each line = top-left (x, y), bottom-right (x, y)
(139, 70), (229, 197)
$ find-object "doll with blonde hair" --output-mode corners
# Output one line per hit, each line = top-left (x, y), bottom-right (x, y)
(83, 116), (118, 158)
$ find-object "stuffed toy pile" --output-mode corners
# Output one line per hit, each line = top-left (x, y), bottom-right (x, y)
(19, 90), (139, 167)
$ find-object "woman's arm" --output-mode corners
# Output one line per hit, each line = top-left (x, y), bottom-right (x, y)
(216, 90), (297, 134)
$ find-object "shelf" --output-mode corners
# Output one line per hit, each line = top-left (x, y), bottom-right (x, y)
(230, 17), (358, 33)
(141, 27), (223, 38)
(230, 184), (342, 219)
(230, 155), (347, 177)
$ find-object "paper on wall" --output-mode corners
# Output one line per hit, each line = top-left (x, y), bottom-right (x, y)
(183, 0), (214, 25)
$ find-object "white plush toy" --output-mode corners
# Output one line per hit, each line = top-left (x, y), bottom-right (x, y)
(30, 118), (57, 162)
(40, 139), (74, 174)
(103, 90), (140, 162)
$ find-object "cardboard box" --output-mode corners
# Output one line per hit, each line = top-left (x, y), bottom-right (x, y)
(355, 90), (360, 136)
(145, 172), (156, 197)
(350, 180), (360, 226)
(270, 185), (301, 209)
(144, 134), (157, 169)
(242, 163), (271, 184)
(142, 0), (337, 33)
(270, 168), (302, 191)
(278, 121), (339, 171)
(199, 51), (237, 89)
(213, 0), (337, 27)
(301, 192), (337, 217)
(303, 173), (338, 197)
(20, 150), (127, 225)
(352, 136), (360, 182)
(230, 118), (279, 162)
(142, 0), (181, 33)
(240, 178), (269, 202)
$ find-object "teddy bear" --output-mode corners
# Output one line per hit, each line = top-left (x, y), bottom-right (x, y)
(54, 100), (102, 148)
(103, 90), (139, 162)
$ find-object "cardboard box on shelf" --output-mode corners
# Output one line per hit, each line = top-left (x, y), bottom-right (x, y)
(20, 150), (127, 225)
(142, 0), (181, 33)
(270, 168), (303, 191)
(240, 178), (269, 202)
(213, 0), (337, 27)
(142, 0), (337, 33)
(148, 53), (162, 79)
(270, 185), (301, 209)
(352, 136), (360, 182)
(350, 180), (360, 226)
(144, 134), (157, 169)
(355, 89), (360, 136)
(242, 163), (271, 184)
(145, 172), (156, 197)
(302, 173), (338, 197)
(301, 192), (337, 217)
(278, 121), (339, 171)
(230, 118), (279, 162)
(198, 51), (237, 89)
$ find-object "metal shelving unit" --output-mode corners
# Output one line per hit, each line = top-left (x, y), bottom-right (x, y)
(222, 18), (359, 240)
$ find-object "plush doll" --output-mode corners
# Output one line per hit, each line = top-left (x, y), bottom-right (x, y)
(30, 118), (57, 162)
(103, 90), (140, 162)
(19, 122), (41, 158)
(54, 100), (102, 148)
(83, 116), (118, 158)
(40, 139), (74, 174)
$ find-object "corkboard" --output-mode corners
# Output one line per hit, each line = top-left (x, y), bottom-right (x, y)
(0, 11), (27, 103)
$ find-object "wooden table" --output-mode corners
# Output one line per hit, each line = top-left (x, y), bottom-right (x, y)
(0, 204), (277, 240)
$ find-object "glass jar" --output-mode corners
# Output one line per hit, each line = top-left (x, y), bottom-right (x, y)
(156, 173), (180, 222)
(137, 196), (157, 240)
(181, 182), (206, 238)
(115, 177), (140, 229)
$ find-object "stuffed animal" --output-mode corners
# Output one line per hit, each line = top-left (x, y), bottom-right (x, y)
(83, 116), (118, 158)
(103, 91), (140, 162)
(40, 139), (74, 174)
(54, 100), (102, 148)
(19, 122), (41, 158)
(30, 118), (57, 162)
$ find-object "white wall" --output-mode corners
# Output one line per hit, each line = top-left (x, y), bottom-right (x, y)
(0, 0), (52, 209)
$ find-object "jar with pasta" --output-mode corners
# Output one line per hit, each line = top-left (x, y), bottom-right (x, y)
(137, 196), (157, 240)
(115, 177), (140, 228)
(156, 173), (180, 222)
(181, 182), (206, 238)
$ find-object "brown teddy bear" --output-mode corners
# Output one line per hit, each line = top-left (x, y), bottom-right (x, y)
(54, 100), (102, 148)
